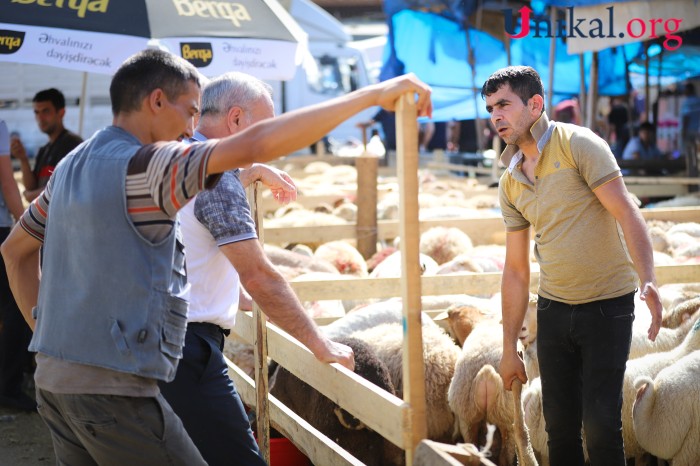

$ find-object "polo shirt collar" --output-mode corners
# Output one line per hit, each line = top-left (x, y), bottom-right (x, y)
(499, 112), (554, 172)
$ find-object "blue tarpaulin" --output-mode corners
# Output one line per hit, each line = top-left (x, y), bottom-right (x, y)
(381, 7), (643, 121)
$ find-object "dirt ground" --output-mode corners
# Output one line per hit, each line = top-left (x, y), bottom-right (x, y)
(0, 392), (55, 466)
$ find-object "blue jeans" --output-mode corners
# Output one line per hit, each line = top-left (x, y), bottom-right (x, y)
(537, 291), (634, 466)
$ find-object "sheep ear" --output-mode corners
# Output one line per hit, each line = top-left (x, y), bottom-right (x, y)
(434, 311), (449, 321)
(333, 407), (366, 431)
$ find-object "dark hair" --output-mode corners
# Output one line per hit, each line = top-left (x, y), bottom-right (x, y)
(638, 121), (655, 133)
(33, 88), (66, 110)
(481, 66), (545, 112)
(109, 49), (201, 116)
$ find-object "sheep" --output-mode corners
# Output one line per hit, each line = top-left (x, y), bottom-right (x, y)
(436, 254), (486, 274)
(659, 283), (700, 312)
(321, 300), (436, 341)
(628, 307), (700, 359)
(365, 246), (397, 273)
(648, 225), (671, 254)
(619, 317), (700, 464)
(332, 201), (357, 222)
(521, 378), (548, 466)
(419, 226), (474, 265)
(290, 272), (354, 318)
(368, 250), (439, 278)
(439, 304), (500, 347)
(448, 322), (520, 466)
(313, 240), (368, 277)
(269, 337), (404, 466)
(662, 296), (700, 329)
(632, 351), (700, 466)
(264, 244), (339, 277)
(436, 252), (504, 275)
(289, 243), (314, 257)
(350, 322), (461, 443)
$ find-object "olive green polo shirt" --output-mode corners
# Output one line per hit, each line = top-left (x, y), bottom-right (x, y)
(498, 113), (638, 304)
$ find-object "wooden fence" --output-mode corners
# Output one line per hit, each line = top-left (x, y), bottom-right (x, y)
(226, 94), (700, 466)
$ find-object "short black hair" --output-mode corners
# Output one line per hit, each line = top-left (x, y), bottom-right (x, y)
(33, 88), (66, 110)
(481, 66), (545, 112)
(110, 49), (201, 116)
(639, 121), (655, 133)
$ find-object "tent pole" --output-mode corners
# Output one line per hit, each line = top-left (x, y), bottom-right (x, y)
(579, 54), (587, 124)
(467, 3), (485, 154)
(644, 42), (650, 121)
(547, 7), (557, 115)
(586, 52), (598, 130)
(78, 71), (88, 138)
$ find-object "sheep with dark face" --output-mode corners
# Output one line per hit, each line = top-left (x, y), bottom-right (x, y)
(269, 337), (404, 466)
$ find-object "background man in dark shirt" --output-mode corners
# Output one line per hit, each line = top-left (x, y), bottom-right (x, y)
(11, 88), (83, 202)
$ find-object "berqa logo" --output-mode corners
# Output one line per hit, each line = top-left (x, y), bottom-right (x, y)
(0, 30), (25, 54)
(181, 42), (213, 67)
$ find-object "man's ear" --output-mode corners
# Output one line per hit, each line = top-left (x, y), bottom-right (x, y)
(149, 89), (165, 112)
(530, 94), (544, 115)
(57, 108), (66, 120)
(227, 106), (243, 132)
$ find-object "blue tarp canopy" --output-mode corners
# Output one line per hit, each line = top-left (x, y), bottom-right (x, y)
(381, 8), (642, 121)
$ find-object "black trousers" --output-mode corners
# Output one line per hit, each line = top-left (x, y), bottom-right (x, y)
(159, 322), (267, 466)
(537, 291), (634, 466)
(0, 226), (33, 397)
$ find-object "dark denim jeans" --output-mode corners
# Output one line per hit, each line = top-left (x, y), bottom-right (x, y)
(537, 291), (635, 466)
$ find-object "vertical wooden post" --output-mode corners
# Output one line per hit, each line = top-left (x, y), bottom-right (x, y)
(396, 93), (427, 465)
(247, 181), (270, 465)
(356, 154), (378, 260)
(586, 52), (598, 130)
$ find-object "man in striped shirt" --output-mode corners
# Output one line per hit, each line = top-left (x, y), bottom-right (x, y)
(1, 49), (432, 465)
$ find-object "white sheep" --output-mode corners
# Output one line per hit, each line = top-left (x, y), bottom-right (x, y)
(321, 300), (436, 340)
(629, 307), (700, 359)
(419, 226), (474, 265)
(313, 240), (368, 277)
(620, 317), (700, 463)
(350, 322), (461, 443)
(447, 322), (520, 466)
(368, 250), (439, 278)
(662, 296), (700, 329)
(659, 283), (700, 312)
(633, 351), (700, 466)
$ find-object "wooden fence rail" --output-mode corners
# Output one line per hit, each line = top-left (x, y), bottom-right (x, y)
(263, 206), (700, 247)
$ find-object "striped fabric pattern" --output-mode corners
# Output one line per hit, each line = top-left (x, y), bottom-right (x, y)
(21, 140), (220, 243)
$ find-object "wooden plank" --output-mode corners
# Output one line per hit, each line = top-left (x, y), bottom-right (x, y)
(233, 311), (409, 449)
(247, 182), (271, 464)
(226, 360), (364, 466)
(290, 264), (700, 301)
(641, 206), (700, 223)
(356, 155), (378, 259)
(263, 207), (699, 246)
(414, 440), (497, 466)
(628, 184), (687, 198)
(397, 92), (427, 464)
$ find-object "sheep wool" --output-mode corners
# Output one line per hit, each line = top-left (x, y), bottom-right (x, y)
(632, 351), (700, 466)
